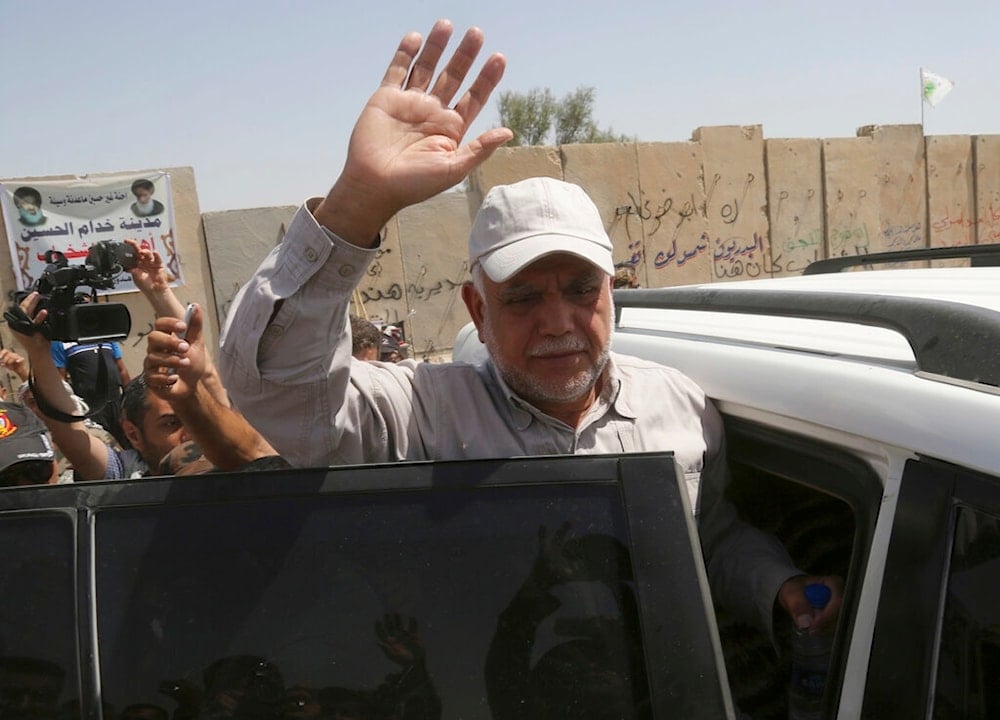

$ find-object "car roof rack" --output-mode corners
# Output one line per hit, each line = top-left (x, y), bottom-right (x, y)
(614, 287), (1000, 388)
(803, 243), (1000, 274)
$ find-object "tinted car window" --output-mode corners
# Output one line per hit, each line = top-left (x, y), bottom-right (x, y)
(933, 505), (1000, 719)
(0, 513), (77, 720)
(94, 484), (644, 719)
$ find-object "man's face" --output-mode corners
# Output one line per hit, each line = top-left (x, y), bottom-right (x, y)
(14, 197), (44, 226)
(463, 253), (613, 419)
(134, 188), (153, 204)
(124, 394), (189, 470)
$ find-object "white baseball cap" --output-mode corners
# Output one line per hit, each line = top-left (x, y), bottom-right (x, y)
(468, 177), (614, 282)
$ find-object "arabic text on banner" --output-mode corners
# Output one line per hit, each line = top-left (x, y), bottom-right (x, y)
(0, 171), (183, 293)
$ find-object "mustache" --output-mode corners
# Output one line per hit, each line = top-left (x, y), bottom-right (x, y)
(529, 337), (589, 357)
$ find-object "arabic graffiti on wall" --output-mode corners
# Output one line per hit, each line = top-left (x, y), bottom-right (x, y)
(358, 248), (468, 317)
(931, 202), (1000, 244)
(624, 188), (702, 242)
(0, 172), (182, 292)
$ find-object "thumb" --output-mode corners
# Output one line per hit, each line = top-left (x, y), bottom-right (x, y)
(186, 304), (204, 344)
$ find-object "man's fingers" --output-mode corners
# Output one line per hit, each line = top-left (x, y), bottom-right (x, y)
(453, 52), (507, 128)
(406, 19), (454, 92)
(427, 25), (485, 105)
(186, 304), (204, 344)
(380, 31), (426, 89)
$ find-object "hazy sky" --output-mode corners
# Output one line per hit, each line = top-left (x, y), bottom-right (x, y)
(2, 0), (996, 212)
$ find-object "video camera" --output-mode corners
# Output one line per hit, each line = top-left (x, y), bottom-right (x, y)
(14, 241), (137, 342)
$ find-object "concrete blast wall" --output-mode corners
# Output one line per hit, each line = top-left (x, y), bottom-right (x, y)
(7, 125), (997, 373)
(204, 123), (998, 359)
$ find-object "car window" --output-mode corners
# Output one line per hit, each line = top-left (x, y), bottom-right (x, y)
(933, 505), (1000, 719)
(94, 484), (646, 719)
(0, 513), (77, 720)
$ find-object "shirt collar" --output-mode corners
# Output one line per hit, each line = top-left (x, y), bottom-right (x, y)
(486, 353), (637, 429)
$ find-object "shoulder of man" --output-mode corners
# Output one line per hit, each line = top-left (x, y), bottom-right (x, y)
(116, 447), (148, 480)
(609, 351), (708, 399)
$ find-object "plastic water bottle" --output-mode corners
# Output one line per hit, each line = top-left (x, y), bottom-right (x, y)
(788, 583), (832, 720)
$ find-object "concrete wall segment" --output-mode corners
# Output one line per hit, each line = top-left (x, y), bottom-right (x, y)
(822, 136), (879, 258)
(633, 141), (710, 287)
(202, 205), (297, 324)
(694, 125), (772, 282)
(974, 135), (1000, 244)
(926, 136), (976, 252)
(865, 124), (927, 255)
(561, 143), (643, 281)
(765, 138), (824, 276)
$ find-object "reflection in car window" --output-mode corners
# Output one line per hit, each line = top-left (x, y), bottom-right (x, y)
(95, 485), (647, 719)
(0, 514), (77, 720)
(934, 506), (1000, 719)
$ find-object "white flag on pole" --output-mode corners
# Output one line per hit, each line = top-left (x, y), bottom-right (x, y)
(921, 68), (954, 107)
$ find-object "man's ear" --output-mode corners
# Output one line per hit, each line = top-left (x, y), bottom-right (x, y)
(461, 283), (487, 342)
(121, 420), (142, 451)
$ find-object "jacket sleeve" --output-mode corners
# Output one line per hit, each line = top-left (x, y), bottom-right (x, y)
(217, 200), (418, 468)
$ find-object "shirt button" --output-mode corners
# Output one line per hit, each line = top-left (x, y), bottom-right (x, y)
(304, 247), (318, 262)
(339, 264), (355, 277)
(265, 325), (284, 338)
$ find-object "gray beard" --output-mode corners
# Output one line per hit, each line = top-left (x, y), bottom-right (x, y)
(482, 322), (612, 409)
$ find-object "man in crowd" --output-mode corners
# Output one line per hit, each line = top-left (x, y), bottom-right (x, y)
(214, 19), (840, 640)
(350, 315), (382, 360)
(50, 333), (131, 448)
(0, 401), (59, 487)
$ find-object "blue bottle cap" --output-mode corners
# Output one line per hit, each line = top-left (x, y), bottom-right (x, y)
(805, 583), (832, 610)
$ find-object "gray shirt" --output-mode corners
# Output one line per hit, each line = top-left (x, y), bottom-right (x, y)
(218, 199), (799, 635)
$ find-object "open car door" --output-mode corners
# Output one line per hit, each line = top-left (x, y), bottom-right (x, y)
(0, 453), (734, 719)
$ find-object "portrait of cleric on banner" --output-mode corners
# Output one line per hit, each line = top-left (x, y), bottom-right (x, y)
(0, 172), (183, 294)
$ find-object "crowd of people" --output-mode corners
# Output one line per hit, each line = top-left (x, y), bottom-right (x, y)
(1, 17), (842, 719)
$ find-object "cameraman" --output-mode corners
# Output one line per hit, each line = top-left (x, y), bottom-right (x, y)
(5, 242), (194, 479)
(9, 295), (188, 480)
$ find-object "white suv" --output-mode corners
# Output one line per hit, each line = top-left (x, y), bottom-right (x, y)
(454, 247), (1000, 718)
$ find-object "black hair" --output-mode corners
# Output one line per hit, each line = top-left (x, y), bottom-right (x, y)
(350, 315), (382, 355)
(0, 459), (53, 488)
(130, 178), (155, 196)
(13, 186), (42, 206)
(121, 375), (150, 426)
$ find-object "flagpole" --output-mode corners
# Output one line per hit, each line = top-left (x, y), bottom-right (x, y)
(919, 67), (925, 130)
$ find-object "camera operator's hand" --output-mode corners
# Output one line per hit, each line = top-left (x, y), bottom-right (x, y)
(144, 304), (210, 400)
(125, 239), (186, 319)
(6, 292), (54, 356)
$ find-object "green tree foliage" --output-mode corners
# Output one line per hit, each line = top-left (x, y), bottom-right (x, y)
(498, 86), (631, 147)
(497, 88), (556, 146)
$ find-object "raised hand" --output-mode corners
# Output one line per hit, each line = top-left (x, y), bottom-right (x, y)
(143, 304), (209, 400)
(530, 522), (588, 590)
(375, 613), (426, 668)
(125, 239), (173, 294)
(0, 348), (29, 382)
(315, 19), (513, 244)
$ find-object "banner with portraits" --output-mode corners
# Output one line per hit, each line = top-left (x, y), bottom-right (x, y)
(0, 171), (182, 294)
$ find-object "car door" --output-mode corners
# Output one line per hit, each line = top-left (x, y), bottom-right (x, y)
(0, 453), (734, 720)
(863, 458), (1000, 719)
